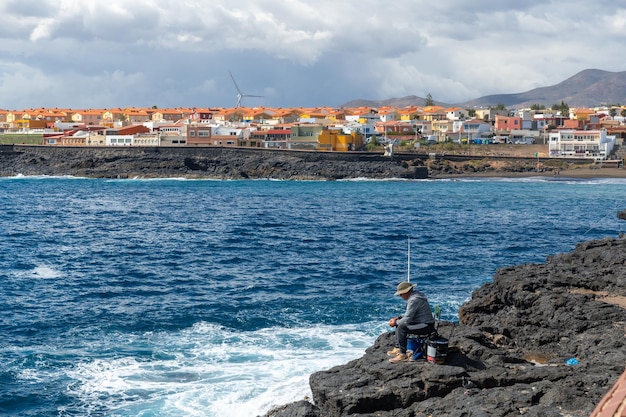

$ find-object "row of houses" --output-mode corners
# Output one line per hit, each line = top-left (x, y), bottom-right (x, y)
(3, 103), (626, 128)
(2, 104), (626, 159)
(41, 121), (364, 152)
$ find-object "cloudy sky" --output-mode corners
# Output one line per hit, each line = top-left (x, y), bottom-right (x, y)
(1, 0), (625, 110)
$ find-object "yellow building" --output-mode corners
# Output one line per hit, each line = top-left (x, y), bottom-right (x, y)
(318, 129), (363, 151)
(570, 108), (594, 121)
(422, 106), (447, 121)
(399, 107), (424, 121)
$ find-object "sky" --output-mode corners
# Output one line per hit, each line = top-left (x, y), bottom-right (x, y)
(1, 0), (626, 110)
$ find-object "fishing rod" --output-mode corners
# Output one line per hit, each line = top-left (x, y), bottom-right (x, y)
(407, 236), (411, 283)
(408, 235), (448, 339)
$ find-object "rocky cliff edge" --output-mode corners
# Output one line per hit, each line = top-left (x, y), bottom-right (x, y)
(267, 233), (626, 417)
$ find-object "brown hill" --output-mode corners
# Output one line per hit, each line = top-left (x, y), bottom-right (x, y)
(460, 69), (626, 108)
(341, 69), (626, 109)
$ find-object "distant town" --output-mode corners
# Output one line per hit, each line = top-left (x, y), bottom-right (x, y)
(0, 102), (625, 161)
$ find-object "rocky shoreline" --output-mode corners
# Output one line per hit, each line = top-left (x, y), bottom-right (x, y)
(0, 145), (428, 180)
(266, 232), (626, 417)
(2, 144), (617, 180)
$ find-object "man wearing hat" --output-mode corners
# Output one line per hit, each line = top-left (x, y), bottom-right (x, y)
(387, 281), (435, 363)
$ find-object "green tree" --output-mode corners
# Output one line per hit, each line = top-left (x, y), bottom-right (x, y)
(495, 103), (507, 111)
(466, 108), (476, 117)
(530, 103), (546, 110)
(620, 109), (626, 118)
(424, 93), (434, 106)
(551, 101), (569, 116)
(365, 136), (380, 151)
(609, 108), (618, 118)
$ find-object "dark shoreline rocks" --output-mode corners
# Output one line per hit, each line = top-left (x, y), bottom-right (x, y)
(0, 144), (582, 180)
(266, 235), (626, 417)
(0, 145), (428, 180)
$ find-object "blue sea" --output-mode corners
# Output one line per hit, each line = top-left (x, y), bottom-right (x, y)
(2, 175), (626, 416)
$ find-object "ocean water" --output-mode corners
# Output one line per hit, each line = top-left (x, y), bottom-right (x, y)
(1, 175), (625, 416)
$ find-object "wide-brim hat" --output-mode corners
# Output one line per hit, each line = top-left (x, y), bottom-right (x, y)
(394, 282), (416, 296)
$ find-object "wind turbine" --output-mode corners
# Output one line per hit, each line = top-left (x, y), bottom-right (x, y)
(229, 70), (263, 108)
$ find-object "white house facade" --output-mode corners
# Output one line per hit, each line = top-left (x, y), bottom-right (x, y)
(106, 134), (134, 146)
(548, 129), (616, 159)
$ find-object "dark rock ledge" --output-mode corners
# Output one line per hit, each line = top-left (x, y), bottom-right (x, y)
(266, 234), (626, 417)
(0, 145), (601, 180)
(0, 145), (428, 180)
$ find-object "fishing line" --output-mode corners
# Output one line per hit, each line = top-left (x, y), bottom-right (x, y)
(581, 199), (622, 237)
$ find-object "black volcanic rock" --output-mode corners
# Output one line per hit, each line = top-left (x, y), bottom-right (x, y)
(0, 144), (591, 180)
(266, 234), (626, 417)
(0, 145), (427, 180)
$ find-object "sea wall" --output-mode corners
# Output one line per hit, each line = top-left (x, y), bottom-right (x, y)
(0, 145), (428, 180)
(266, 233), (626, 417)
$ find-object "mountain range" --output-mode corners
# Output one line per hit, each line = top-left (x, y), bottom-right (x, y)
(342, 69), (626, 109)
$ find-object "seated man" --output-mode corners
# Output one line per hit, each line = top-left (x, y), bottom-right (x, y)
(387, 281), (435, 363)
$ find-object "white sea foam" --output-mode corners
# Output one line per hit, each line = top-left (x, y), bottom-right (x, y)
(103, 177), (192, 182)
(64, 322), (383, 417)
(16, 368), (49, 383)
(1, 174), (84, 180)
(338, 177), (416, 182)
(453, 176), (626, 185)
(31, 265), (62, 279)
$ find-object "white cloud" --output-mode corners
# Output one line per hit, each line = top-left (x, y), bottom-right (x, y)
(0, 0), (624, 108)
(30, 18), (54, 41)
(176, 34), (202, 44)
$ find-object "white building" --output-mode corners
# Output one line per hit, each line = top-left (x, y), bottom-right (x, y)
(133, 133), (160, 146)
(446, 108), (465, 120)
(106, 135), (134, 146)
(548, 129), (616, 159)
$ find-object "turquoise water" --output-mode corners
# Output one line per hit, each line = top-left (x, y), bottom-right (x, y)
(1, 176), (625, 416)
